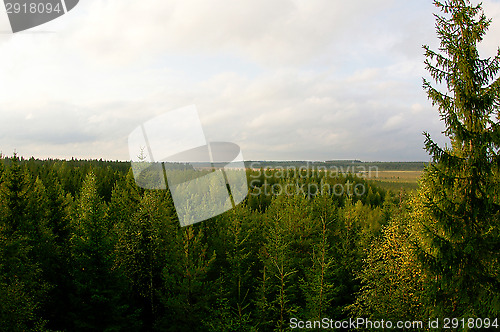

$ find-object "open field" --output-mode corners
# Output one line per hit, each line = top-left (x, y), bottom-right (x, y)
(245, 161), (426, 192)
(371, 170), (423, 182)
(368, 170), (423, 192)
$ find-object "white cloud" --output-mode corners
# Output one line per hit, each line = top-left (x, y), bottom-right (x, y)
(1, 0), (495, 161)
(64, 0), (401, 67)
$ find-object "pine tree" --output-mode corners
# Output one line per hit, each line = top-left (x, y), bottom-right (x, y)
(68, 172), (137, 330)
(108, 169), (142, 227)
(0, 155), (49, 331)
(113, 189), (175, 330)
(203, 205), (258, 331)
(301, 195), (337, 320)
(419, 0), (500, 317)
(256, 194), (315, 331)
(0, 155), (4, 185)
(157, 224), (216, 331)
(351, 199), (425, 321)
(38, 170), (74, 330)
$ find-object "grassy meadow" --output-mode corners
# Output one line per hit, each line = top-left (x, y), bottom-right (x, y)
(367, 170), (423, 192)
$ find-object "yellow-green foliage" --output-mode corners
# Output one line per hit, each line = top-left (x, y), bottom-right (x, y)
(350, 194), (427, 321)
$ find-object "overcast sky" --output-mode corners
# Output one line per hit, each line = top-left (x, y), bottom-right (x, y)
(0, 0), (499, 162)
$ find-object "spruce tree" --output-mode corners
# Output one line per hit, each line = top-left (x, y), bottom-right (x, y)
(0, 155), (49, 331)
(256, 194), (315, 331)
(419, 0), (500, 317)
(204, 205), (257, 332)
(39, 171), (74, 331)
(113, 189), (174, 330)
(0, 155), (4, 185)
(158, 224), (216, 331)
(302, 195), (337, 320)
(351, 203), (425, 321)
(68, 172), (136, 330)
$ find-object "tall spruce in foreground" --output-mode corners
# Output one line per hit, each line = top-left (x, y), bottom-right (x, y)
(419, 0), (500, 317)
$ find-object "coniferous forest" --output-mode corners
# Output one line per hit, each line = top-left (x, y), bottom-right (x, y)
(1, 1), (499, 331)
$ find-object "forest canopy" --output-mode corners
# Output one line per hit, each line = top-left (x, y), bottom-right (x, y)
(0, 0), (499, 331)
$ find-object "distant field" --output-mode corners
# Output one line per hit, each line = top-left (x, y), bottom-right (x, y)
(371, 170), (423, 182)
(367, 170), (423, 192)
(244, 161), (426, 192)
(246, 160), (428, 172)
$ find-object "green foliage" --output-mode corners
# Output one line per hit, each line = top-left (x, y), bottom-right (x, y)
(256, 195), (307, 331)
(0, 155), (50, 331)
(68, 172), (139, 331)
(206, 204), (261, 331)
(113, 188), (175, 330)
(350, 198), (426, 321)
(300, 195), (337, 321)
(0, 155), (404, 330)
(157, 224), (216, 331)
(2, 1), (500, 328)
(418, 0), (500, 318)
(2, 134), (497, 330)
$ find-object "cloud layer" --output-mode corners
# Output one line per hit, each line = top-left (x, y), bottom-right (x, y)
(0, 0), (499, 161)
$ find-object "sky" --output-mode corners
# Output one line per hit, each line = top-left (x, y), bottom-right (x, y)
(0, 0), (499, 162)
